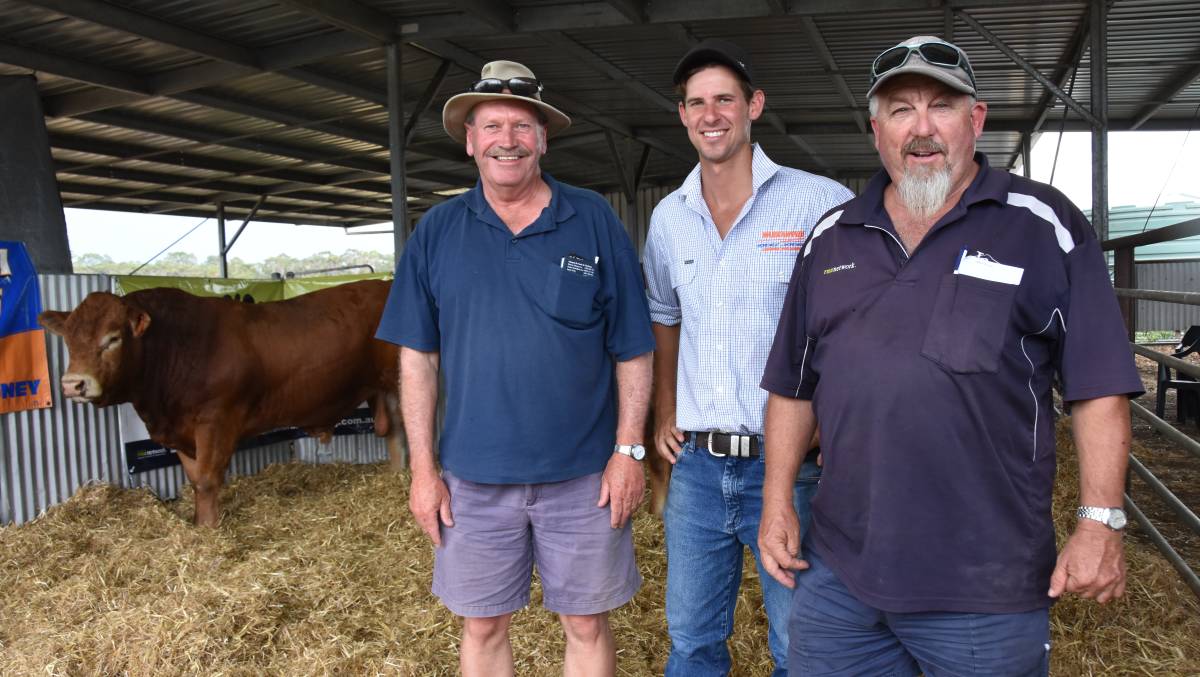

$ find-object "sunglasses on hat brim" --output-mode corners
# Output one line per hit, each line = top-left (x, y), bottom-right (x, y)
(870, 40), (976, 90)
(468, 77), (543, 98)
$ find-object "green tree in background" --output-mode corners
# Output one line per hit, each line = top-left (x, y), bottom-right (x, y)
(72, 250), (394, 279)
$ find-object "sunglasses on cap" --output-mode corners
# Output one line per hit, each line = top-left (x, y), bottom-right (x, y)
(468, 77), (543, 98)
(870, 39), (976, 89)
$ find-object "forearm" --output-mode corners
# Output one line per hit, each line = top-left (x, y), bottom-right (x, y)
(400, 346), (441, 478)
(763, 394), (816, 508)
(651, 323), (680, 420)
(615, 351), (653, 444)
(1070, 395), (1131, 507)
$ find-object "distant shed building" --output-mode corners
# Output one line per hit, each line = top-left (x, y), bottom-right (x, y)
(1089, 202), (1200, 333)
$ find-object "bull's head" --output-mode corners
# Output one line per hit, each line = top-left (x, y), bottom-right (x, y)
(39, 292), (151, 406)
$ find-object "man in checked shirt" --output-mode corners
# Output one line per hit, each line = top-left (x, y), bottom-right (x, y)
(642, 40), (854, 677)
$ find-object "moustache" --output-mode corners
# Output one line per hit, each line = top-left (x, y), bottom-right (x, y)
(486, 146), (532, 159)
(903, 139), (947, 155)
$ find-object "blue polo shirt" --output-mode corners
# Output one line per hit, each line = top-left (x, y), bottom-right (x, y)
(762, 154), (1143, 613)
(377, 174), (654, 485)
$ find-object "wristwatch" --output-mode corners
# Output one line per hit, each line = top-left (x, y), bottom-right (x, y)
(615, 443), (646, 461)
(1076, 506), (1128, 531)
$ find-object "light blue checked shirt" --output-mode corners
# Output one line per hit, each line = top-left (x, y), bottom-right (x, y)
(643, 144), (854, 435)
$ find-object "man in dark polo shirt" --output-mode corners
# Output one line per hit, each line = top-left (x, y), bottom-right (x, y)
(757, 36), (1143, 675)
(376, 60), (654, 677)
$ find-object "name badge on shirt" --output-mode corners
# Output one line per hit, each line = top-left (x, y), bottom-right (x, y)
(561, 253), (597, 278)
(955, 249), (1023, 285)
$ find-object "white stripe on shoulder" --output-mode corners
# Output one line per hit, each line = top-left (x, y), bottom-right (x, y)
(803, 209), (844, 258)
(1006, 192), (1075, 253)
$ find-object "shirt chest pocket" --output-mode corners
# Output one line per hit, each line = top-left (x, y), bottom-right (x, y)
(545, 265), (602, 327)
(920, 273), (1018, 374)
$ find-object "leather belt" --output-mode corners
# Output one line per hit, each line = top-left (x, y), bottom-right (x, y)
(692, 432), (761, 458)
(689, 432), (821, 462)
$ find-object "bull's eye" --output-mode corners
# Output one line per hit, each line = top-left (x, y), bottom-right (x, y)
(101, 334), (122, 351)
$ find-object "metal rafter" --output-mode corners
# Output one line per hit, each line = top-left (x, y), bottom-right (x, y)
(274, 0), (398, 42)
(1132, 57), (1200, 130)
(537, 32), (675, 112)
(764, 0), (789, 15)
(956, 10), (1100, 128)
(445, 0), (514, 32)
(1030, 9), (1090, 135)
(799, 17), (868, 137)
(604, 0), (646, 23)
(40, 32), (376, 117)
(404, 59), (452, 146)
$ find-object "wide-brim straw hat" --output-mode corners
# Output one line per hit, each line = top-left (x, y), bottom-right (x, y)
(442, 60), (572, 145)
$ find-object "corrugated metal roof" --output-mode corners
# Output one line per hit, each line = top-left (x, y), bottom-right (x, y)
(0, 0), (1195, 228)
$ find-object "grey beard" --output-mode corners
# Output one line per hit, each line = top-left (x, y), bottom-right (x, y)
(896, 165), (952, 221)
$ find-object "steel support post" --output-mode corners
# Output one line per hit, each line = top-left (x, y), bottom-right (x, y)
(387, 42), (410, 262)
(216, 202), (228, 278)
(1090, 0), (1109, 240)
(1021, 133), (1031, 178)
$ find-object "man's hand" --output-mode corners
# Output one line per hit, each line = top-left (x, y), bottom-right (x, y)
(598, 452), (645, 528)
(654, 412), (685, 464)
(758, 502), (808, 589)
(410, 470), (453, 547)
(1047, 520), (1126, 603)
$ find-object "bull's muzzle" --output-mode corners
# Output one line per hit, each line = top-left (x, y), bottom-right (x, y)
(60, 373), (101, 403)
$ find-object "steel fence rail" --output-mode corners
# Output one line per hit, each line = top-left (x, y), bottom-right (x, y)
(1124, 494), (1200, 600)
(1114, 288), (1200, 306)
(1129, 343), (1200, 382)
(1128, 454), (1200, 537)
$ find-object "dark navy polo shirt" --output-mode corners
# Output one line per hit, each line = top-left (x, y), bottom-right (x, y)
(762, 153), (1143, 613)
(377, 174), (654, 485)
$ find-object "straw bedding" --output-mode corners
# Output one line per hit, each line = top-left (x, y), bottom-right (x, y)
(0, 419), (1196, 676)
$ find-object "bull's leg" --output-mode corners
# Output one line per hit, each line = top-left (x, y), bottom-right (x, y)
(185, 425), (237, 527)
(383, 392), (407, 471)
(646, 451), (671, 517)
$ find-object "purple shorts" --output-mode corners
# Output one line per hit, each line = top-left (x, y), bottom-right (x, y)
(433, 471), (642, 618)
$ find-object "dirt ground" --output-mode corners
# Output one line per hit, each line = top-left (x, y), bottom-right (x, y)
(1126, 344), (1200, 579)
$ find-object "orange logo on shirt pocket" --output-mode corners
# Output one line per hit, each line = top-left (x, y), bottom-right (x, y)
(757, 230), (806, 252)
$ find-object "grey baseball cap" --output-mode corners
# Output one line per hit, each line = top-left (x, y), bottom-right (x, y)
(866, 36), (977, 100)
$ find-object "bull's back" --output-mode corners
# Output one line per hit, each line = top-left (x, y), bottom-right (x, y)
(233, 280), (396, 430)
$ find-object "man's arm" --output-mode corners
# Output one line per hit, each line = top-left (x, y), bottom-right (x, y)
(599, 351), (653, 528)
(651, 323), (684, 464)
(1048, 394), (1130, 603)
(400, 346), (453, 546)
(758, 393), (818, 589)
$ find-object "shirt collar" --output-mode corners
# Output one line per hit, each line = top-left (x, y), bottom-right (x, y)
(677, 143), (781, 205)
(838, 151), (1010, 225)
(463, 172), (574, 234)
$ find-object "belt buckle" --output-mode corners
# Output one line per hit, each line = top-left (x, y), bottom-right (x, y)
(706, 433), (727, 458)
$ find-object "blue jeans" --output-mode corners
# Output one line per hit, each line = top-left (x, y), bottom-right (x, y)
(789, 551), (1051, 676)
(664, 437), (821, 677)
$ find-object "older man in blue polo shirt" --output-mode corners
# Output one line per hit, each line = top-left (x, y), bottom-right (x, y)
(376, 60), (654, 677)
(758, 36), (1143, 675)
(643, 40), (853, 677)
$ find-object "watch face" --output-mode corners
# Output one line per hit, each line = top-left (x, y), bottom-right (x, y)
(1108, 509), (1127, 530)
(632, 444), (646, 461)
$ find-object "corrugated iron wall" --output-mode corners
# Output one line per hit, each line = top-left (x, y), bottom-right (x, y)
(1136, 260), (1200, 332)
(0, 273), (119, 525)
(295, 435), (391, 465)
(0, 274), (373, 526)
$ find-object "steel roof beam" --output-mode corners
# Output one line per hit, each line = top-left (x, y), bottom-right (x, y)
(274, 0), (399, 42)
(41, 31), (377, 117)
(1131, 58), (1200, 130)
(799, 16), (869, 141)
(0, 40), (148, 94)
(405, 59), (452, 146)
(956, 10), (1100, 128)
(59, 181), (393, 220)
(604, 0), (647, 23)
(764, 0), (789, 15)
(1030, 9), (1091, 135)
(537, 32), (675, 112)
(444, 0), (515, 32)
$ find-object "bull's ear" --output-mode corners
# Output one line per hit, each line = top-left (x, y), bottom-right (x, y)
(130, 311), (151, 337)
(39, 310), (69, 335)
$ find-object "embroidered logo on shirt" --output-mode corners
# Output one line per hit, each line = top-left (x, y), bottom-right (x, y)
(757, 230), (806, 252)
(823, 262), (855, 275)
